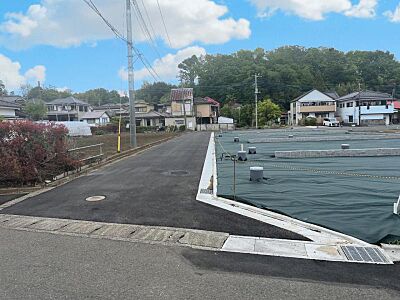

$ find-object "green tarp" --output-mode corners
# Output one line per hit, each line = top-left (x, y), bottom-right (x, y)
(216, 129), (400, 244)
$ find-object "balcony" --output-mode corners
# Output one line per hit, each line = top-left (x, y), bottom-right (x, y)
(299, 105), (336, 113)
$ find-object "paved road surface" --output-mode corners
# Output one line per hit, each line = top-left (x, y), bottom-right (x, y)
(1, 228), (398, 300)
(1, 132), (305, 240)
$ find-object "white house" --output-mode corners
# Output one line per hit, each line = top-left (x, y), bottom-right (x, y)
(336, 91), (395, 126)
(0, 98), (20, 119)
(80, 111), (111, 126)
(289, 89), (338, 125)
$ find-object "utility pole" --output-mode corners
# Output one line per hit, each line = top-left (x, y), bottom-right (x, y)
(254, 74), (261, 128)
(126, 0), (137, 148)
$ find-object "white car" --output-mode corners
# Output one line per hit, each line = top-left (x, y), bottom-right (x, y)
(323, 117), (340, 127)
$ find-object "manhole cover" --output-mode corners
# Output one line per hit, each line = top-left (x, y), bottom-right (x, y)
(85, 196), (106, 202)
(162, 170), (190, 176)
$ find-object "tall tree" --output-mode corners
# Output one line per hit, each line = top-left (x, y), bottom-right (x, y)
(0, 80), (7, 96)
(24, 100), (47, 121)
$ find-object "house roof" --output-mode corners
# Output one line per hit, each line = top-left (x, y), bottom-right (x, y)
(336, 90), (393, 102)
(81, 111), (110, 119)
(324, 91), (340, 99)
(170, 88), (193, 101)
(389, 100), (400, 110)
(0, 95), (23, 104)
(0, 99), (20, 109)
(48, 96), (89, 106)
(194, 97), (220, 106)
(136, 110), (170, 118)
(293, 89), (336, 103)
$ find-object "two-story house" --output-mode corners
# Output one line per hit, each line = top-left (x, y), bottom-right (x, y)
(194, 97), (220, 125)
(46, 96), (91, 121)
(289, 89), (338, 125)
(336, 91), (395, 126)
(165, 88), (196, 129)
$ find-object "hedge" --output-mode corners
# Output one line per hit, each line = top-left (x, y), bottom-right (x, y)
(0, 121), (79, 186)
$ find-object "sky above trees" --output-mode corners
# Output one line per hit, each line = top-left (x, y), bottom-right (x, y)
(0, 1), (400, 94)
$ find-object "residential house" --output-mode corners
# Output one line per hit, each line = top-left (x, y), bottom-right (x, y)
(47, 97), (91, 121)
(80, 111), (111, 126)
(388, 100), (400, 124)
(194, 97), (220, 125)
(165, 88), (196, 129)
(336, 91), (395, 126)
(0, 98), (20, 119)
(135, 100), (153, 113)
(135, 111), (168, 127)
(289, 89), (338, 125)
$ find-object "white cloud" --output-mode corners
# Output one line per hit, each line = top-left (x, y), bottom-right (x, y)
(345, 0), (377, 18)
(0, 53), (46, 91)
(249, 0), (378, 20)
(384, 4), (400, 23)
(0, 0), (250, 49)
(119, 46), (206, 81)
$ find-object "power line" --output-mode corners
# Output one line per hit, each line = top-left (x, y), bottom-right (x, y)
(131, 0), (162, 60)
(156, 0), (173, 48)
(82, 0), (161, 82)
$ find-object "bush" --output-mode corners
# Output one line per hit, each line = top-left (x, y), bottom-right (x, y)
(0, 121), (79, 186)
(95, 130), (104, 135)
(179, 125), (186, 131)
(304, 117), (317, 126)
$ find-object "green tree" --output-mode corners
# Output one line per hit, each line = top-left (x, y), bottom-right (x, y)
(135, 81), (176, 104)
(178, 55), (203, 87)
(24, 100), (47, 121)
(27, 87), (72, 102)
(0, 80), (7, 96)
(257, 99), (282, 127)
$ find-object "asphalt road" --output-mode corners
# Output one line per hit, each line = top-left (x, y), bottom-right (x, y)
(1, 132), (305, 240)
(1, 228), (398, 300)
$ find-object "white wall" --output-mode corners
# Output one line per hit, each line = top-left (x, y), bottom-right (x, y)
(0, 107), (16, 117)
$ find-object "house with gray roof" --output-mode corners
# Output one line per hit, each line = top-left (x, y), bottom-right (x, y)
(46, 96), (92, 121)
(0, 97), (21, 119)
(289, 89), (338, 126)
(336, 90), (395, 125)
(80, 111), (111, 126)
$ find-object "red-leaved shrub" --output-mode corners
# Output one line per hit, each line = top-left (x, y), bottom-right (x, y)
(0, 121), (79, 186)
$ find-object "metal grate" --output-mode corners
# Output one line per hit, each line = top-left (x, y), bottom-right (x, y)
(341, 246), (390, 264)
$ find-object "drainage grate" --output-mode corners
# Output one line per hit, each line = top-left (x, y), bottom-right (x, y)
(341, 246), (390, 264)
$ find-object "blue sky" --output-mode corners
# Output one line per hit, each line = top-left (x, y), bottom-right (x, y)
(0, 0), (399, 94)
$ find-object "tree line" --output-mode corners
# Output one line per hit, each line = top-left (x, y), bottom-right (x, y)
(178, 46), (400, 110)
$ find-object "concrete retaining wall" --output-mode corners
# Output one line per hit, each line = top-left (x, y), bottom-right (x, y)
(275, 148), (400, 158)
(249, 134), (400, 144)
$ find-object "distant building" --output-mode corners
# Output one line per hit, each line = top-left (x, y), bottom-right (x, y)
(135, 111), (169, 127)
(46, 97), (91, 121)
(0, 98), (20, 119)
(194, 97), (220, 125)
(166, 88), (196, 129)
(80, 111), (111, 126)
(336, 91), (395, 126)
(289, 89), (338, 125)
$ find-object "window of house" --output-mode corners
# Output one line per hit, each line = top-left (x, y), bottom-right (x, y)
(346, 102), (353, 108)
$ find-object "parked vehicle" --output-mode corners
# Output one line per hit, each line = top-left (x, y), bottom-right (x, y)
(323, 117), (340, 127)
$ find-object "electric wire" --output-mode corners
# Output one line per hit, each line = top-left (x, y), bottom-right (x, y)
(82, 0), (161, 81)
